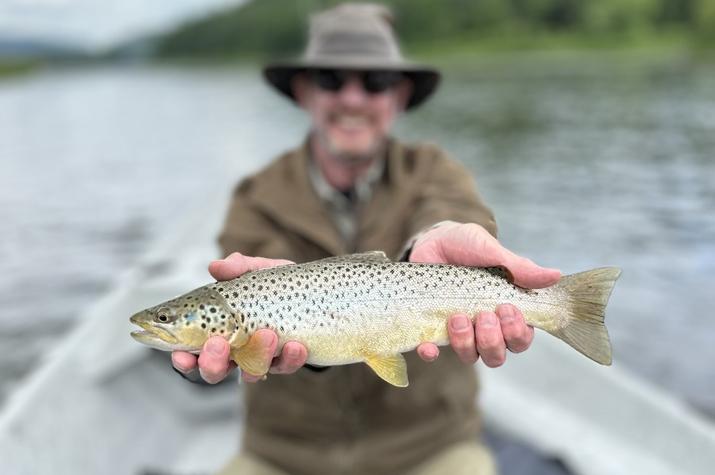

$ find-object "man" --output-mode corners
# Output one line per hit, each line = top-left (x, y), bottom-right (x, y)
(172, 4), (560, 475)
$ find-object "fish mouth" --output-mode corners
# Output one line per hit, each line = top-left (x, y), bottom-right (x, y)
(130, 315), (179, 348)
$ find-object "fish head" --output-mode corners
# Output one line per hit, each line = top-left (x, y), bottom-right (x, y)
(130, 286), (237, 352)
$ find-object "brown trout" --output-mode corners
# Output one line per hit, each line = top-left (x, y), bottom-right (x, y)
(130, 251), (620, 387)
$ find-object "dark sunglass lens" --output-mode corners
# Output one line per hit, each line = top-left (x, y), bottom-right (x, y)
(363, 71), (402, 93)
(312, 69), (344, 91)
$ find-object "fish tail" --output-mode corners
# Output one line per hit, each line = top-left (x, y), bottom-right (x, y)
(543, 267), (621, 365)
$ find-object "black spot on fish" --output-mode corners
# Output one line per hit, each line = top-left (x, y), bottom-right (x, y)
(210, 307), (216, 313)
(201, 323), (206, 329)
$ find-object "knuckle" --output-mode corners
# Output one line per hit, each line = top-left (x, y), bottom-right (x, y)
(507, 341), (527, 353)
(199, 368), (223, 384)
(478, 340), (502, 357)
(476, 324), (501, 347)
(451, 335), (474, 355)
(508, 333), (532, 353)
(483, 353), (506, 368)
(453, 343), (477, 364)
(198, 358), (227, 382)
(452, 338), (476, 363)
(459, 353), (478, 365)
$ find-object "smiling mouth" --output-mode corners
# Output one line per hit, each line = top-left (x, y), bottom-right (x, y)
(330, 113), (372, 129)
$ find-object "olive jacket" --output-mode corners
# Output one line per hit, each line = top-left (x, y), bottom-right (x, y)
(218, 137), (497, 475)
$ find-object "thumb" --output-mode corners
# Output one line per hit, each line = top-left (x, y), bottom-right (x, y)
(209, 253), (294, 281)
(501, 252), (561, 289)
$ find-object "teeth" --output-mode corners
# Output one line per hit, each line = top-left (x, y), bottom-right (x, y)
(336, 115), (369, 128)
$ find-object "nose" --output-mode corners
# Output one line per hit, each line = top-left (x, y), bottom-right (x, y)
(337, 75), (370, 106)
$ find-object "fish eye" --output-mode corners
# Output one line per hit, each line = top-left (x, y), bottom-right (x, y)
(154, 307), (175, 323)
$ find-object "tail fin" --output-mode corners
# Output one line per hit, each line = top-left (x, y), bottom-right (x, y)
(548, 267), (621, 365)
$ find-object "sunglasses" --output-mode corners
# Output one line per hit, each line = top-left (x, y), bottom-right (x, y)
(308, 69), (404, 94)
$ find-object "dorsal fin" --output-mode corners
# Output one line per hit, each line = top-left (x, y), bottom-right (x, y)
(310, 251), (390, 265)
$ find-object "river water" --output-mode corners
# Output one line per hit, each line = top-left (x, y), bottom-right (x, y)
(1, 59), (714, 416)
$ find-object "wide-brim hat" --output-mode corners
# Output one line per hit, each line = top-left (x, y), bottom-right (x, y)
(263, 3), (440, 111)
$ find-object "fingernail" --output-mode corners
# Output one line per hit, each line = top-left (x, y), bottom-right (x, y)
(451, 316), (470, 330)
(499, 305), (515, 319)
(207, 338), (225, 356)
(282, 345), (296, 359)
(481, 313), (497, 327)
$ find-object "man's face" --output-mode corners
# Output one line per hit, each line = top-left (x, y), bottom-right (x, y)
(293, 70), (411, 161)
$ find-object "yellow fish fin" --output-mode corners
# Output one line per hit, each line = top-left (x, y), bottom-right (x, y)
(230, 334), (271, 376)
(364, 353), (409, 387)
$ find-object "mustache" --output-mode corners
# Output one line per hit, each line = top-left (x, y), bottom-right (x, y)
(327, 110), (375, 122)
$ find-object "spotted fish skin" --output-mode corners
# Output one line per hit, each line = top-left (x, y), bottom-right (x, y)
(131, 251), (620, 386)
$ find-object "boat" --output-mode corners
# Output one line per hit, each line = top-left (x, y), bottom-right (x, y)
(1, 189), (713, 475)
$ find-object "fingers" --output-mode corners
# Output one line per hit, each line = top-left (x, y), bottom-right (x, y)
(447, 305), (534, 369)
(197, 336), (235, 384)
(270, 341), (308, 374)
(448, 314), (478, 364)
(172, 351), (198, 374)
(496, 304), (533, 353)
(240, 329), (278, 383)
(474, 306), (534, 367)
(209, 252), (294, 281)
(475, 311), (506, 368)
(417, 342), (440, 362)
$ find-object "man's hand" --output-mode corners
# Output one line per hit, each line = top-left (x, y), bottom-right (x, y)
(171, 253), (308, 384)
(409, 221), (561, 368)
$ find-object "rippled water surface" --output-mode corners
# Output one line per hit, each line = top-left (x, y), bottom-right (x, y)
(1, 60), (713, 415)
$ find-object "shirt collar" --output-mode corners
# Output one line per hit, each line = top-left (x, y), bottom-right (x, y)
(308, 152), (385, 209)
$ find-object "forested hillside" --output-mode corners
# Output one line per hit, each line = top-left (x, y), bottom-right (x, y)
(154, 0), (715, 58)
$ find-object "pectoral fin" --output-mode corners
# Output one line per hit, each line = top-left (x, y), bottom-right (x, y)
(364, 353), (409, 387)
(230, 333), (272, 376)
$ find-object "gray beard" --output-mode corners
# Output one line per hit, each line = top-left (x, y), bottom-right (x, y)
(318, 131), (387, 167)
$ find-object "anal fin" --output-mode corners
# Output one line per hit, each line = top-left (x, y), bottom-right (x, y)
(364, 353), (409, 387)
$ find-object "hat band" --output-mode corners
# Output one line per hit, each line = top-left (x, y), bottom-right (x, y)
(307, 31), (400, 61)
